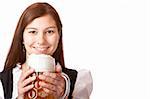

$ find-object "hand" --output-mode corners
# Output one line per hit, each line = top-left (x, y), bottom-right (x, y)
(17, 65), (36, 99)
(38, 63), (65, 98)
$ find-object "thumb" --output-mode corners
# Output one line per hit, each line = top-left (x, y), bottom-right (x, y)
(55, 62), (62, 73)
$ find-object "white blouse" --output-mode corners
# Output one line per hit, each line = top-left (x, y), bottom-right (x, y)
(0, 67), (93, 99)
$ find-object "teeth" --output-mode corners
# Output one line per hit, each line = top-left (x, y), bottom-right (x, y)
(37, 48), (47, 51)
(33, 47), (48, 51)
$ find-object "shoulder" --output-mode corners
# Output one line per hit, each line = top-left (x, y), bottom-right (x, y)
(0, 67), (14, 99)
(77, 69), (92, 79)
(1, 64), (22, 99)
(1, 64), (21, 77)
(73, 69), (93, 98)
(0, 67), (13, 83)
(76, 69), (93, 90)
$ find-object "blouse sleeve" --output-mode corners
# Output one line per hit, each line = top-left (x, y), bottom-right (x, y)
(72, 69), (93, 99)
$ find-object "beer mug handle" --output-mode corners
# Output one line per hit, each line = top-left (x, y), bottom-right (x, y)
(28, 88), (37, 99)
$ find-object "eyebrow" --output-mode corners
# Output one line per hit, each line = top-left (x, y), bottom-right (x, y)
(45, 26), (57, 30)
(25, 26), (57, 30)
(25, 27), (37, 30)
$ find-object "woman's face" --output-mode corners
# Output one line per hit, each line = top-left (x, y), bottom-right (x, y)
(23, 14), (60, 55)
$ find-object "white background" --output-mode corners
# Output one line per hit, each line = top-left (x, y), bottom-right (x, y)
(0, 0), (150, 99)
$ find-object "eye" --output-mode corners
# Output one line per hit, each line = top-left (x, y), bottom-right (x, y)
(46, 30), (54, 34)
(28, 30), (37, 34)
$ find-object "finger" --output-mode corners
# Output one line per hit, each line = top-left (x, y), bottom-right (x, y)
(38, 74), (54, 84)
(22, 76), (36, 87)
(20, 68), (35, 81)
(21, 84), (34, 93)
(39, 79), (64, 97)
(39, 81), (56, 90)
(18, 83), (34, 95)
(42, 88), (55, 95)
(39, 73), (64, 85)
(55, 63), (62, 73)
(43, 72), (56, 82)
(49, 73), (64, 82)
(44, 73), (62, 80)
(38, 74), (48, 82)
(57, 85), (65, 96)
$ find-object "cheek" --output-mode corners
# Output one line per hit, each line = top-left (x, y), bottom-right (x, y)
(23, 34), (34, 47)
(54, 35), (60, 47)
(49, 35), (60, 52)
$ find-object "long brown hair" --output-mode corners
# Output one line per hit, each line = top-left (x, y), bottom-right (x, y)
(4, 2), (65, 70)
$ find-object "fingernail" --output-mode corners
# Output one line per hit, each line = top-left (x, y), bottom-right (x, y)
(33, 76), (36, 80)
(57, 62), (61, 67)
(32, 84), (34, 88)
(38, 75), (42, 79)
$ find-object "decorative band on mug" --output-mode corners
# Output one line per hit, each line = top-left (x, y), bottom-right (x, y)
(28, 88), (37, 99)
(34, 72), (42, 89)
(34, 81), (42, 89)
(38, 91), (49, 98)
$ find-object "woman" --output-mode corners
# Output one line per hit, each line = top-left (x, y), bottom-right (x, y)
(0, 2), (92, 99)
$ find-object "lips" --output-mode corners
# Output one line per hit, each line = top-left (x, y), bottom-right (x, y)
(33, 46), (49, 54)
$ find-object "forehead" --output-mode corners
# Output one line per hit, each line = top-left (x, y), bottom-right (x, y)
(25, 14), (57, 29)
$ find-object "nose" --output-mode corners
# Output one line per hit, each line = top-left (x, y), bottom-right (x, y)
(36, 33), (45, 45)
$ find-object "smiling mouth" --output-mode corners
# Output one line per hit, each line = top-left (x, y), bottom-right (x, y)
(33, 47), (49, 53)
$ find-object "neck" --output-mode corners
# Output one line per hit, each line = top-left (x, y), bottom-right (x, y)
(21, 63), (29, 72)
